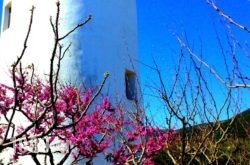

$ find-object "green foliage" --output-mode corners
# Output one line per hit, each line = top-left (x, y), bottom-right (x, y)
(154, 109), (250, 165)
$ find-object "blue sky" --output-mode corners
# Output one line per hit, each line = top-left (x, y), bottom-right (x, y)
(137, 0), (250, 126)
(137, 0), (250, 71)
(137, 0), (250, 67)
(0, 1), (250, 127)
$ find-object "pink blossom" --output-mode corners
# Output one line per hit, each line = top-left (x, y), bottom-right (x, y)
(0, 66), (177, 164)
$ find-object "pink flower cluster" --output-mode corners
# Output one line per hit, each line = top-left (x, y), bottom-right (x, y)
(0, 67), (176, 164)
(110, 109), (176, 164)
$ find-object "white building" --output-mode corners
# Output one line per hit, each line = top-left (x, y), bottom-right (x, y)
(0, 0), (138, 164)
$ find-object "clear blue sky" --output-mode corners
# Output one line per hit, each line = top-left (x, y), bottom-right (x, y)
(136, 0), (250, 126)
(0, 1), (250, 127)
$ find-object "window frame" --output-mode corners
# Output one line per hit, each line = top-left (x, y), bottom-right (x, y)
(125, 69), (137, 101)
(2, 1), (12, 31)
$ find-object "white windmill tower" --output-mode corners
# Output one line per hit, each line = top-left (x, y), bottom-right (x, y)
(0, 0), (138, 101)
(0, 0), (138, 164)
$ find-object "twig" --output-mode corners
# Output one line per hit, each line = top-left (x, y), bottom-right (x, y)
(177, 36), (250, 88)
(207, 0), (250, 33)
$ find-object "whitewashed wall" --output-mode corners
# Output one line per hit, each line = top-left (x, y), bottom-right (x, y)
(0, 0), (138, 164)
(0, 0), (138, 100)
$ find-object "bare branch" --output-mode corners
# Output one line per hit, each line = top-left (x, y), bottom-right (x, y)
(177, 36), (250, 88)
(59, 15), (92, 41)
(207, 0), (250, 33)
(3, 6), (35, 143)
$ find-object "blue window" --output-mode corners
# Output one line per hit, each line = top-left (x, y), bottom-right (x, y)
(125, 70), (137, 100)
(3, 2), (12, 31)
